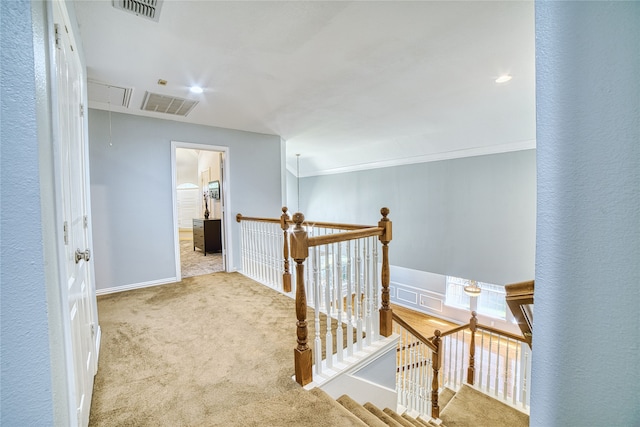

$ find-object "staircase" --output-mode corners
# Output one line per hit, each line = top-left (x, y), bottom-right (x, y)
(311, 385), (529, 427)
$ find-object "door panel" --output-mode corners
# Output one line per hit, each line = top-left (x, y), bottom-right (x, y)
(53, 1), (97, 425)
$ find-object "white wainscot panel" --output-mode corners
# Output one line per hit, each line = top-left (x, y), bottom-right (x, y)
(396, 288), (418, 305)
(420, 293), (443, 312)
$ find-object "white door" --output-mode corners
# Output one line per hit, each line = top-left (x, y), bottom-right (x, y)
(218, 152), (227, 270)
(53, 2), (97, 425)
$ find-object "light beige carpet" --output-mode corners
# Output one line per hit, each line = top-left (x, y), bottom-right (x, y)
(440, 384), (529, 427)
(89, 273), (364, 426)
(180, 240), (223, 278)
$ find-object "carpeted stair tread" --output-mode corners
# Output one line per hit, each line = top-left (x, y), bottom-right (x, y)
(440, 384), (528, 427)
(363, 402), (405, 427)
(402, 413), (431, 426)
(338, 395), (388, 427)
(438, 387), (456, 411)
(383, 408), (418, 427)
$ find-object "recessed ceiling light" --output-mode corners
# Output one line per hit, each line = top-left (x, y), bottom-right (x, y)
(495, 75), (513, 84)
(189, 86), (204, 94)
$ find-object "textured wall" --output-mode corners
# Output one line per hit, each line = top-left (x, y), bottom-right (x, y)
(532, 2), (640, 425)
(88, 110), (283, 290)
(0, 1), (55, 424)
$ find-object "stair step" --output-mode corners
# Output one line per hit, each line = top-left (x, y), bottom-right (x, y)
(363, 402), (406, 427)
(440, 384), (528, 427)
(307, 388), (368, 426)
(337, 394), (388, 427)
(438, 387), (456, 412)
(383, 408), (420, 427)
(402, 413), (431, 427)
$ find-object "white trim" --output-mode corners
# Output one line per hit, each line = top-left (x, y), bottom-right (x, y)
(170, 141), (233, 277)
(96, 277), (178, 296)
(293, 140), (536, 178)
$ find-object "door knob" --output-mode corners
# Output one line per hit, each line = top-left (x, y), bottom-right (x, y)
(75, 249), (91, 263)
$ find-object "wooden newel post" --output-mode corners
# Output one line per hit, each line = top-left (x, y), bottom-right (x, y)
(431, 330), (441, 419)
(467, 311), (477, 385)
(280, 207), (292, 293)
(378, 207), (393, 337)
(290, 212), (312, 386)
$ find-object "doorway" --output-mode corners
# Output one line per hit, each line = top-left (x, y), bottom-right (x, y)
(171, 141), (230, 280)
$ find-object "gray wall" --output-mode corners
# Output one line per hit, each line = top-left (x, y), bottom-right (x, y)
(532, 2), (640, 426)
(300, 150), (536, 285)
(88, 110), (282, 291)
(285, 169), (299, 213)
(1, 1), (58, 424)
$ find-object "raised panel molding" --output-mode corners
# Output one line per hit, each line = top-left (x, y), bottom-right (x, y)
(391, 279), (445, 314)
(397, 288), (418, 305)
(420, 294), (443, 312)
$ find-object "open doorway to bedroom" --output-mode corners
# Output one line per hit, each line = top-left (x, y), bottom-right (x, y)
(171, 141), (229, 279)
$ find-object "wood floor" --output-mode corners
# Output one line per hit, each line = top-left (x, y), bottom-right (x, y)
(391, 303), (457, 338)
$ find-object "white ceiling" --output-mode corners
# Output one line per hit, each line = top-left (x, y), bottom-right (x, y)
(74, 0), (535, 177)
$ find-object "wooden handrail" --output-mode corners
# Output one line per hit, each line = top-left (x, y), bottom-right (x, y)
(236, 210), (373, 230)
(475, 324), (528, 343)
(505, 280), (534, 348)
(236, 213), (281, 224)
(439, 323), (471, 338)
(308, 226), (384, 247)
(392, 312), (437, 352)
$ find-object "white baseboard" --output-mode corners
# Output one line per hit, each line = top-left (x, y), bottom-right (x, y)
(96, 277), (178, 296)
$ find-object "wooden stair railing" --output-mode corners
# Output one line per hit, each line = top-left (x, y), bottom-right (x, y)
(237, 207), (393, 387)
(290, 208), (393, 386)
(505, 280), (534, 348)
(393, 308), (532, 421)
(392, 312), (442, 419)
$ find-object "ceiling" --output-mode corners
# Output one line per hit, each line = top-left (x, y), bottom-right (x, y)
(73, 0), (535, 177)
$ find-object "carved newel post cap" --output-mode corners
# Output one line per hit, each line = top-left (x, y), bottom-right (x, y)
(434, 330), (441, 337)
(293, 212), (305, 226)
(471, 311), (477, 317)
(282, 206), (288, 214)
(380, 207), (390, 218)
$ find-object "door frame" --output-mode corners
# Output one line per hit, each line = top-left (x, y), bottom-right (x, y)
(171, 141), (232, 279)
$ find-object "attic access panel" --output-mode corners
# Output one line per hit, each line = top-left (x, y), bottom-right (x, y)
(87, 80), (133, 108)
(141, 91), (198, 117)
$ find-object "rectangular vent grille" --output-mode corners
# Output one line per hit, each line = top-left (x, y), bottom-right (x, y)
(141, 92), (198, 117)
(112, 0), (163, 22)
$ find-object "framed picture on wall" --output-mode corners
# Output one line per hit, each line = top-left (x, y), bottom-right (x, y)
(209, 180), (220, 200)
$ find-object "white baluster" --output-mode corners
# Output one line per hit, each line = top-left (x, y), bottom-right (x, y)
(355, 239), (363, 352)
(512, 340), (520, 405)
(365, 238), (373, 345)
(486, 333), (493, 392)
(313, 246), (322, 374)
(503, 337), (510, 400)
(325, 242), (333, 369)
(372, 237), (380, 339)
(495, 335), (501, 397)
(335, 242), (343, 363)
(478, 330), (485, 390)
(346, 240), (354, 357)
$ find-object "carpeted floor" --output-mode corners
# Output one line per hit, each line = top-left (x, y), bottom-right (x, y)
(180, 240), (223, 278)
(89, 273), (365, 426)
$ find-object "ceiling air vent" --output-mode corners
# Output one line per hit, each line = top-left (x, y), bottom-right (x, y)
(112, 0), (163, 22)
(141, 92), (198, 117)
